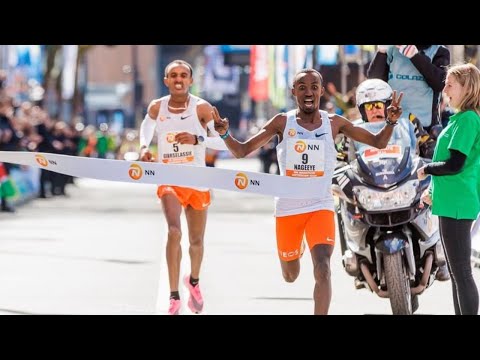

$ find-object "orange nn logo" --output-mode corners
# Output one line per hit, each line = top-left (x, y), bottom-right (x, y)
(35, 154), (48, 167)
(234, 172), (248, 190)
(288, 129), (296, 137)
(166, 133), (176, 143)
(129, 163), (143, 180)
(294, 140), (306, 153)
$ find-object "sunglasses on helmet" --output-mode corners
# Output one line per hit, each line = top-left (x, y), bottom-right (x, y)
(364, 101), (385, 111)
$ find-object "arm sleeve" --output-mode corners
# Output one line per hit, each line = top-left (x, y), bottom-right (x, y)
(139, 114), (156, 148)
(205, 120), (228, 150)
(409, 46), (450, 92)
(367, 52), (389, 81)
(424, 149), (466, 175)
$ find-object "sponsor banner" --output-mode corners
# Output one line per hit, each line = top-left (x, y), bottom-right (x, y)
(0, 151), (330, 199)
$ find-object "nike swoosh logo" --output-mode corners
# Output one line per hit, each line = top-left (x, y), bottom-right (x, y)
(180, 115), (192, 120)
(315, 133), (327, 138)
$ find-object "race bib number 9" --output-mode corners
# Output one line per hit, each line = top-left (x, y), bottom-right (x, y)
(160, 132), (195, 164)
(286, 139), (325, 177)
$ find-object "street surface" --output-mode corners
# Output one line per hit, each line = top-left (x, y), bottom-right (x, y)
(0, 158), (478, 315)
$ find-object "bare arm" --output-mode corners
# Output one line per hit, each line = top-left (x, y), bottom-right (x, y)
(196, 101), (229, 150)
(175, 101), (212, 145)
(338, 115), (395, 149)
(212, 107), (283, 158)
(196, 100), (213, 128)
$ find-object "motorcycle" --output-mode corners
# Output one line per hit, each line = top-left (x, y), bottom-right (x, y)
(332, 134), (447, 315)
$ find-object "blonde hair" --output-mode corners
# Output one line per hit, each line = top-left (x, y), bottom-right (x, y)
(447, 63), (480, 114)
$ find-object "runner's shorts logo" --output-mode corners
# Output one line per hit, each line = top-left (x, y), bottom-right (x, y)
(294, 140), (306, 153)
(234, 172), (248, 190)
(129, 163), (143, 180)
(288, 129), (296, 137)
(35, 154), (48, 167)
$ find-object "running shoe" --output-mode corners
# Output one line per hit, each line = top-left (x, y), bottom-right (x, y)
(183, 275), (204, 314)
(168, 298), (181, 315)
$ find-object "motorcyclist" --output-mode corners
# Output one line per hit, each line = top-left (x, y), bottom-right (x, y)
(345, 78), (450, 281)
(347, 78), (417, 160)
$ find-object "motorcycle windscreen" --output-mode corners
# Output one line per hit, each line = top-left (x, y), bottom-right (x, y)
(355, 145), (414, 188)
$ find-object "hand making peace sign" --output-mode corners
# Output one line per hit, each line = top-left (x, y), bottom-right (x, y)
(386, 90), (404, 124)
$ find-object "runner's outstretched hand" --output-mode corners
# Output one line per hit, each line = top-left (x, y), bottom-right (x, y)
(212, 106), (229, 136)
(140, 148), (155, 162)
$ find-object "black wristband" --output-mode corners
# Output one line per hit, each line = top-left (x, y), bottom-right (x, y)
(423, 164), (431, 175)
(385, 118), (398, 126)
(193, 135), (198, 145)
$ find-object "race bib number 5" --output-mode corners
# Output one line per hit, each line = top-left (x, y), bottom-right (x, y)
(160, 132), (195, 164)
(286, 139), (325, 177)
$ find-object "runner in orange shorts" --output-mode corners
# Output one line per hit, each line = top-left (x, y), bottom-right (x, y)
(156, 185), (211, 211)
(213, 68), (403, 314)
(139, 60), (226, 315)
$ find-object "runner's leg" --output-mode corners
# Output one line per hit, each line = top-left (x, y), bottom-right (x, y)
(184, 206), (208, 280)
(161, 194), (183, 293)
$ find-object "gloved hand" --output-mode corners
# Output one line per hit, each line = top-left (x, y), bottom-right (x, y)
(396, 45), (419, 59)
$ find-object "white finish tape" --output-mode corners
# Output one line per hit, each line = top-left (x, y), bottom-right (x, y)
(0, 151), (328, 199)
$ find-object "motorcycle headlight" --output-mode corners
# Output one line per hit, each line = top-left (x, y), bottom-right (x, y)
(354, 180), (418, 211)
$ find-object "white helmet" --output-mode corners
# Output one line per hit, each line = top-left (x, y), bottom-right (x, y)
(356, 79), (393, 107)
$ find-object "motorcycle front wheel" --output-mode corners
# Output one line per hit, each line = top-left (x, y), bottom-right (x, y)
(384, 252), (412, 315)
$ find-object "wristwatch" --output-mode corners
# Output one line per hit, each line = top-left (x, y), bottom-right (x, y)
(195, 135), (205, 145)
(385, 118), (398, 126)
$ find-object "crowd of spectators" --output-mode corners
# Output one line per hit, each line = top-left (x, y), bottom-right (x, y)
(0, 89), (140, 213)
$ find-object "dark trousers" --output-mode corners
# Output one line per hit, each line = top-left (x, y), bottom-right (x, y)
(439, 216), (479, 315)
(39, 169), (52, 197)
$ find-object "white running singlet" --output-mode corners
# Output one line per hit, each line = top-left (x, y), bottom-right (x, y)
(156, 94), (208, 191)
(275, 110), (336, 217)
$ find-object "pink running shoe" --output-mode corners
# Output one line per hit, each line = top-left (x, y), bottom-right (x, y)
(183, 275), (204, 314)
(168, 299), (181, 315)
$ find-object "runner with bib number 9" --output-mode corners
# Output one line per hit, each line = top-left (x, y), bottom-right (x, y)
(213, 68), (403, 314)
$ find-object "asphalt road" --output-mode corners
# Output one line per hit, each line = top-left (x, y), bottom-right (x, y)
(0, 158), (478, 315)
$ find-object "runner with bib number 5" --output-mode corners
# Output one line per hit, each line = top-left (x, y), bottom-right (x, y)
(139, 59), (227, 315)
